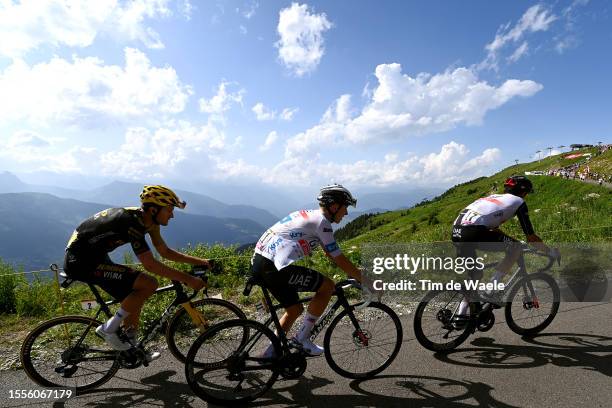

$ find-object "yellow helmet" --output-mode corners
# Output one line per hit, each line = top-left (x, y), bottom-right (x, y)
(140, 185), (186, 209)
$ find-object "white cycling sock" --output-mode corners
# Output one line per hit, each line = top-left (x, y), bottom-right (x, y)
(458, 299), (469, 316)
(296, 312), (319, 342)
(102, 307), (130, 333)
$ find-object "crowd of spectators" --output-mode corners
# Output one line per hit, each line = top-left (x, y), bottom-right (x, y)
(548, 144), (611, 186)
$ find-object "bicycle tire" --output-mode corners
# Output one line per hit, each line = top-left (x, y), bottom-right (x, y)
(413, 289), (475, 352)
(324, 302), (402, 379)
(185, 318), (280, 406)
(166, 297), (246, 362)
(20, 315), (120, 392)
(505, 272), (560, 336)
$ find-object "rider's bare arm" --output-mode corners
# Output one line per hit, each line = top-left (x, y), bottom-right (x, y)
(137, 251), (204, 290)
(148, 226), (211, 266)
(331, 253), (362, 282)
(526, 234), (549, 253)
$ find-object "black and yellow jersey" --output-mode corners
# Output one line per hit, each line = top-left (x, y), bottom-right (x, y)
(66, 207), (150, 256)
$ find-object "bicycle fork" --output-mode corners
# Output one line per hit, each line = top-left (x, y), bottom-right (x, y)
(181, 302), (210, 332)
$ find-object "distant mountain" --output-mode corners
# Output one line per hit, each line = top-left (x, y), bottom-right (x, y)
(0, 174), (278, 227)
(0, 171), (28, 192)
(0, 193), (264, 270)
(77, 181), (279, 227)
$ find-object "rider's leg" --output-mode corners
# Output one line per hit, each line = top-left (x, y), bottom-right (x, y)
(296, 277), (334, 341)
(121, 274), (158, 331)
(279, 303), (304, 334)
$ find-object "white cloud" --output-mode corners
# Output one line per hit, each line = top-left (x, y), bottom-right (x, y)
(0, 48), (193, 126)
(100, 120), (227, 178)
(252, 103), (299, 121)
(0, 0), (187, 58)
(280, 107), (299, 121)
(199, 81), (244, 119)
(259, 130), (279, 151)
(252, 102), (276, 121)
(276, 2), (333, 76)
(508, 41), (529, 62)
(209, 142), (502, 187)
(419, 142), (501, 183)
(284, 63), (542, 157)
(480, 5), (557, 70)
(7, 130), (51, 149)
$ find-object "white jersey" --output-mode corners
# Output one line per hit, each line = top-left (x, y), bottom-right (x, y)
(255, 209), (342, 270)
(454, 194), (529, 229)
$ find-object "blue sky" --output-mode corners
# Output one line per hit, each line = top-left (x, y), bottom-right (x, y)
(0, 0), (610, 194)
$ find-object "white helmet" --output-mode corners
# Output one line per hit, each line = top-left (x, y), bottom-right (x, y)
(317, 184), (357, 207)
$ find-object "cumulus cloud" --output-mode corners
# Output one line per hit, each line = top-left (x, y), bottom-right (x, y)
(276, 2), (333, 76)
(479, 4), (557, 70)
(0, 0), (187, 58)
(7, 130), (51, 149)
(252, 102), (276, 121)
(259, 130), (279, 151)
(0, 48), (193, 126)
(284, 63), (542, 158)
(252, 103), (299, 121)
(211, 141), (501, 187)
(199, 81), (244, 119)
(100, 120), (227, 178)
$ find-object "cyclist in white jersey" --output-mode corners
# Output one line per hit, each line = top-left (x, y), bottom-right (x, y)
(251, 184), (364, 356)
(451, 176), (558, 318)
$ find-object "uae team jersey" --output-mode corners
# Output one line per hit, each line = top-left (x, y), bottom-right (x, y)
(453, 193), (535, 235)
(255, 209), (342, 270)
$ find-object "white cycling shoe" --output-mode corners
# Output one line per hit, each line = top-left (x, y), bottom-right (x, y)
(95, 326), (132, 351)
(145, 350), (161, 363)
(293, 337), (324, 356)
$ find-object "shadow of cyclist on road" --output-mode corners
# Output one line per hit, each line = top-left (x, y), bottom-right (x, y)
(434, 333), (612, 377)
(79, 370), (195, 408)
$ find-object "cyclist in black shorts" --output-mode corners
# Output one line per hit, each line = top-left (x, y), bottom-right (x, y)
(63, 185), (209, 356)
(451, 176), (558, 314)
(251, 184), (365, 356)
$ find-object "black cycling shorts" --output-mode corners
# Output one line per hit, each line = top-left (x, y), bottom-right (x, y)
(451, 225), (519, 259)
(63, 250), (141, 301)
(250, 253), (324, 307)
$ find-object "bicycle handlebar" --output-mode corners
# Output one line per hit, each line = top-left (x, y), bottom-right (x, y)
(334, 279), (378, 311)
(519, 244), (560, 272)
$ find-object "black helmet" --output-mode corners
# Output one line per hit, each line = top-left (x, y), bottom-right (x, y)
(504, 176), (533, 195)
(317, 184), (357, 207)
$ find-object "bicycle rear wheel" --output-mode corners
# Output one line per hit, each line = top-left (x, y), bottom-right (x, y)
(20, 315), (120, 392)
(166, 298), (246, 362)
(505, 273), (560, 336)
(324, 302), (402, 379)
(413, 289), (475, 352)
(185, 319), (280, 406)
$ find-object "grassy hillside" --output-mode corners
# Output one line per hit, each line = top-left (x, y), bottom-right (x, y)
(338, 149), (612, 245)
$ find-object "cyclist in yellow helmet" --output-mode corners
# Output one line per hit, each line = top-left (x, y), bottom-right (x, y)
(63, 185), (210, 357)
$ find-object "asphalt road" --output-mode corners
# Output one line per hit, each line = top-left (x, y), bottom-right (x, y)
(1, 301), (611, 408)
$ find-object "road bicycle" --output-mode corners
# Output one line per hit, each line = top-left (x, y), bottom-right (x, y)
(184, 277), (403, 406)
(413, 245), (561, 352)
(20, 264), (245, 392)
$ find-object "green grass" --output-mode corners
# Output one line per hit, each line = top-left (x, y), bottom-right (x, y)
(338, 149), (611, 245)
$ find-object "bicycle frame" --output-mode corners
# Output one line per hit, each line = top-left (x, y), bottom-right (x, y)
(259, 279), (361, 349)
(64, 276), (205, 355)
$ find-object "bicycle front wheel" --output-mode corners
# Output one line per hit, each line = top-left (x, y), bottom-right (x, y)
(185, 319), (280, 406)
(20, 316), (120, 392)
(413, 289), (475, 352)
(324, 302), (402, 379)
(166, 298), (246, 362)
(505, 273), (560, 336)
